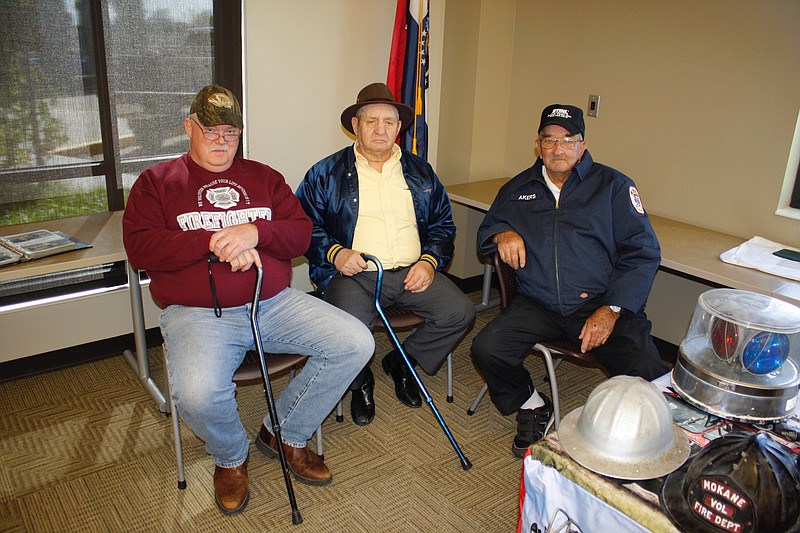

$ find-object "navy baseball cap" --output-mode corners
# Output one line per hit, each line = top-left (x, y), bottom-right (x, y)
(538, 104), (585, 137)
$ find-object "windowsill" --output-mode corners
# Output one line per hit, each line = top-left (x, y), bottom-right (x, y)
(775, 206), (800, 221)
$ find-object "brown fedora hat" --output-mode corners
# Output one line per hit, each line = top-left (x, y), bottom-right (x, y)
(340, 83), (414, 134)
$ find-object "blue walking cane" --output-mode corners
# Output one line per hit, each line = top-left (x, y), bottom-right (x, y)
(362, 254), (472, 470)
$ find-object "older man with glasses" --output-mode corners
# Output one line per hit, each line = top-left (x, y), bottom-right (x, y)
(123, 84), (374, 515)
(471, 103), (670, 458)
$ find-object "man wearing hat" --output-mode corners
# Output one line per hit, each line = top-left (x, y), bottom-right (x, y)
(471, 103), (670, 457)
(123, 84), (374, 514)
(296, 83), (475, 426)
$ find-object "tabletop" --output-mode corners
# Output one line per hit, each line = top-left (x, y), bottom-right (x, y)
(0, 211), (126, 283)
(445, 178), (800, 307)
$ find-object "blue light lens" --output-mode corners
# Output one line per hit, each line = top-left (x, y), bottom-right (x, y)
(742, 332), (790, 374)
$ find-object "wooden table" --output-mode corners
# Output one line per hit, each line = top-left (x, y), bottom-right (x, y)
(446, 176), (507, 212)
(0, 212), (167, 412)
(0, 212), (126, 282)
(446, 178), (509, 311)
(446, 177), (800, 307)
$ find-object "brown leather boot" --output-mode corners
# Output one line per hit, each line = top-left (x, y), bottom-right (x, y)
(213, 456), (250, 515)
(255, 425), (332, 485)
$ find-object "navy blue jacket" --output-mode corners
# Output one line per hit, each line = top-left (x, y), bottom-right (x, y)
(477, 150), (660, 316)
(297, 145), (456, 294)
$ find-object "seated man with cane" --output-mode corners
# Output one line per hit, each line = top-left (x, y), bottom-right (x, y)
(123, 84), (374, 515)
(296, 83), (475, 427)
(471, 104), (670, 458)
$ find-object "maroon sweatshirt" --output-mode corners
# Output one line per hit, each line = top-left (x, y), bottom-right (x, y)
(123, 153), (311, 308)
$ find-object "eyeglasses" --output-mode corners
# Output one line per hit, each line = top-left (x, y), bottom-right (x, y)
(539, 136), (582, 149)
(190, 117), (241, 142)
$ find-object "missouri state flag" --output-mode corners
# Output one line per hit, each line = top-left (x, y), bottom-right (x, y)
(387, 0), (430, 160)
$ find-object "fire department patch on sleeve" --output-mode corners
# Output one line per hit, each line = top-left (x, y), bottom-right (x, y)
(629, 186), (645, 215)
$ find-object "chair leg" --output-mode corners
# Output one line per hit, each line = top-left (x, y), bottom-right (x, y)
(533, 344), (561, 430)
(543, 357), (564, 383)
(336, 400), (344, 422)
(170, 394), (187, 490)
(164, 351), (187, 490)
(446, 352), (454, 403)
(315, 424), (324, 460)
(162, 351), (173, 417)
(466, 346), (562, 432)
(467, 383), (489, 415)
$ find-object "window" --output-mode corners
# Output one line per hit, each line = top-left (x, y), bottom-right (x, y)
(776, 108), (800, 220)
(790, 163), (800, 209)
(0, 0), (242, 226)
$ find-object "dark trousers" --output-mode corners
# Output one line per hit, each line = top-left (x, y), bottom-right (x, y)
(325, 267), (475, 389)
(471, 294), (669, 415)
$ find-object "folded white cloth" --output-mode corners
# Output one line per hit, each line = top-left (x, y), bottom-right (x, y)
(720, 236), (800, 282)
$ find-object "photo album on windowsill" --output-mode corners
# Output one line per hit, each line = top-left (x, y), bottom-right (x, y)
(0, 229), (92, 267)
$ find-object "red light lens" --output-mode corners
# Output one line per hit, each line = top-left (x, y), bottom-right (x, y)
(710, 318), (739, 363)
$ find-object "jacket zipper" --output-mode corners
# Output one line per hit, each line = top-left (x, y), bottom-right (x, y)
(553, 199), (562, 311)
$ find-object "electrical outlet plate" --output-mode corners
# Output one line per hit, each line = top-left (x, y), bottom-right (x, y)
(588, 94), (600, 117)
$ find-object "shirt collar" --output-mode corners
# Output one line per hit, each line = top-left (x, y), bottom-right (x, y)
(531, 149), (594, 184)
(352, 142), (402, 167)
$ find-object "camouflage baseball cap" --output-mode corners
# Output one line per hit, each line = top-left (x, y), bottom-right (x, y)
(190, 84), (243, 129)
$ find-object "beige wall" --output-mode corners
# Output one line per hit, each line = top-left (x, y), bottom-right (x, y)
(244, 0), (395, 188)
(501, 0), (800, 247)
(437, 0), (518, 279)
(243, 0), (396, 291)
(14, 1), (799, 358)
(243, 0), (446, 290)
(440, 0), (800, 342)
(241, 1), (800, 343)
(437, 0), (800, 280)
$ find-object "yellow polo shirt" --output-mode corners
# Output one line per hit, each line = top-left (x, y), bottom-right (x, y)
(352, 144), (421, 269)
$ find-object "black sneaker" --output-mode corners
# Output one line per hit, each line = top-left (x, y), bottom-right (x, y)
(512, 393), (554, 458)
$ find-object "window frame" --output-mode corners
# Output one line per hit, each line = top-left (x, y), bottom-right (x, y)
(0, 0), (243, 216)
(776, 108), (800, 221)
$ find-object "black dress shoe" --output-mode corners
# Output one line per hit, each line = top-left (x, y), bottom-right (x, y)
(350, 367), (375, 425)
(381, 349), (422, 408)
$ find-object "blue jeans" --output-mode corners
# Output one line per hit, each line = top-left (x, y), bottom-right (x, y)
(161, 287), (374, 468)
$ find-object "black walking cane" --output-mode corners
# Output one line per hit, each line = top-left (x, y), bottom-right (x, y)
(362, 254), (472, 470)
(210, 253), (302, 524)
(249, 264), (303, 524)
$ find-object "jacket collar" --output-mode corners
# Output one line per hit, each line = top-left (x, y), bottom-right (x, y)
(526, 149), (594, 185)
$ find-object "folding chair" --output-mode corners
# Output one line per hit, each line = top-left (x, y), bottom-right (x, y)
(466, 253), (609, 429)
